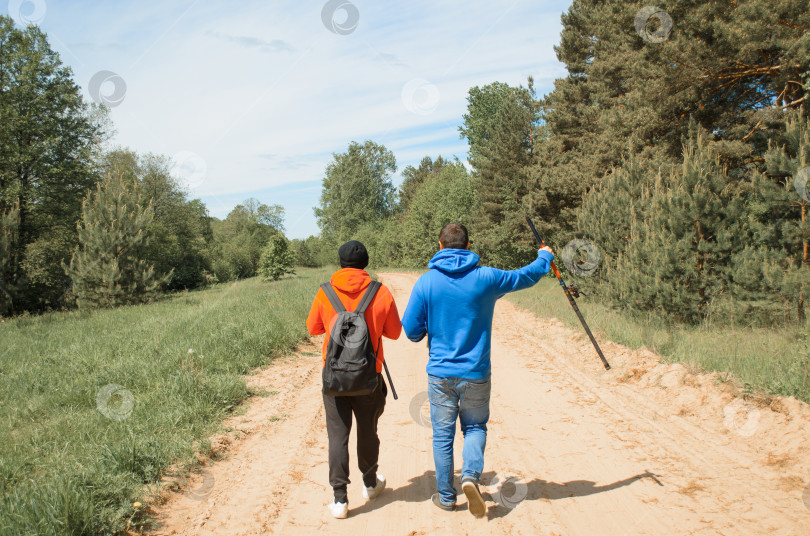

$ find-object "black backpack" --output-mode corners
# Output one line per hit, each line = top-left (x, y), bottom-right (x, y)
(320, 281), (381, 396)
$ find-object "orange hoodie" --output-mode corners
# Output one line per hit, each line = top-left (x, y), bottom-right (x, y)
(306, 268), (402, 372)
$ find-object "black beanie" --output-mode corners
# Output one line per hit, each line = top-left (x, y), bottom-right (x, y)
(338, 240), (369, 269)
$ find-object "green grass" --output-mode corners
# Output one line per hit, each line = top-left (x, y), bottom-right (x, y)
(2, 265), (805, 534)
(0, 268), (331, 535)
(506, 277), (810, 403)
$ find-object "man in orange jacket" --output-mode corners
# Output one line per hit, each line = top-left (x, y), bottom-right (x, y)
(306, 240), (402, 519)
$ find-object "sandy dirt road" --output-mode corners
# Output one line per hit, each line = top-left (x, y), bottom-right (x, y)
(150, 272), (810, 536)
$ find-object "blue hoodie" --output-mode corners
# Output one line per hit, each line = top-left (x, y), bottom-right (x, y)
(401, 248), (554, 379)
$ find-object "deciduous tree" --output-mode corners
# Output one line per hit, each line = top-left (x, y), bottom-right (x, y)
(315, 141), (396, 240)
(0, 16), (106, 311)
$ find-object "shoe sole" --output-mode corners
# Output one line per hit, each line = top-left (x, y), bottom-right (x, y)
(328, 503), (348, 519)
(329, 509), (348, 519)
(462, 481), (487, 518)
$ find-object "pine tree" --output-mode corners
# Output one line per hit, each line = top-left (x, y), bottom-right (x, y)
(259, 234), (295, 281)
(575, 154), (666, 293)
(765, 110), (810, 270)
(586, 130), (747, 323)
(535, 0), (810, 262)
(100, 150), (214, 291)
(547, 0), (809, 174)
(63, 175), (171, 308)
(733, 108), (810, 322)
(581, 114), (810, 325)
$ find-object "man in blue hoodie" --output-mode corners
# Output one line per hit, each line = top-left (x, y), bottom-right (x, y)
(401, 222), (554, 517)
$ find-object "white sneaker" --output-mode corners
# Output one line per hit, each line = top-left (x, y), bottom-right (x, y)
(328, 501), (348, 519)
(362, 474), (386, 500)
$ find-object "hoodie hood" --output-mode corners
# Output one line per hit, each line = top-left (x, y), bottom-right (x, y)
(427, 248), (480, 274)
(330, 268), (371, 294)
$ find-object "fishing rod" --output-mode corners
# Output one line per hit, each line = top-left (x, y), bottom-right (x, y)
(526, 216), (611, 370)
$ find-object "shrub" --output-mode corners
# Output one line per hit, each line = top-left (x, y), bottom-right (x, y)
(259, 235), (296, 281)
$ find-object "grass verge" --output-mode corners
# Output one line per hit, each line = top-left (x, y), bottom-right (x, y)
(0, 268), (331, 535)
(507, 277), (810, 403)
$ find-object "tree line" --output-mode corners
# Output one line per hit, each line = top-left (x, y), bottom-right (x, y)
(308, 0), (809, 326)
(0, 18), (294, 314)
(2, 1), (808, 326)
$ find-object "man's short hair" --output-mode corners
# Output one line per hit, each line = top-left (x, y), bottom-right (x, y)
(439, 222), (469, 249)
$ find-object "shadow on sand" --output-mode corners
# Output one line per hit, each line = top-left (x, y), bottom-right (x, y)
(349, 468), (663, 519)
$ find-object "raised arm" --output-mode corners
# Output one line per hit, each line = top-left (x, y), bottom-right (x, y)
(489, 249), (555, 296)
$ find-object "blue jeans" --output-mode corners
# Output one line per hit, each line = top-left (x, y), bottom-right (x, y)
(427, 374), (491, 505)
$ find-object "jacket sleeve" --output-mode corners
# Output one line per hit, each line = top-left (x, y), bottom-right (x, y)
(401, 281), (427, 342)
(381, 286), (402, 340)
(489, 250), (554, 297)
(306, 290), (325, 335)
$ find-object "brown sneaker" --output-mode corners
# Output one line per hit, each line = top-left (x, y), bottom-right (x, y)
(461, 478), (487, 518)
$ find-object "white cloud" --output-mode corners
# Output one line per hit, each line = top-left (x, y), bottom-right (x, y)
(35, 0), (572, 237)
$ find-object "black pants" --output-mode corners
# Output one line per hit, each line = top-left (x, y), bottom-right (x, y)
(322, 375), (387, 503)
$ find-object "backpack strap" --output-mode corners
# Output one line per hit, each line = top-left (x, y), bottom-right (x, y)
(355, 281), (381, 314)
(320, 283), (347, 313)
(320, 280), (381, 314)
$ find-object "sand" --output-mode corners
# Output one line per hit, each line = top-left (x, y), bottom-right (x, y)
(147, 272), (810, 536)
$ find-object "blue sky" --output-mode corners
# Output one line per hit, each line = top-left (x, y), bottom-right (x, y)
(8, 0), (572, 238)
